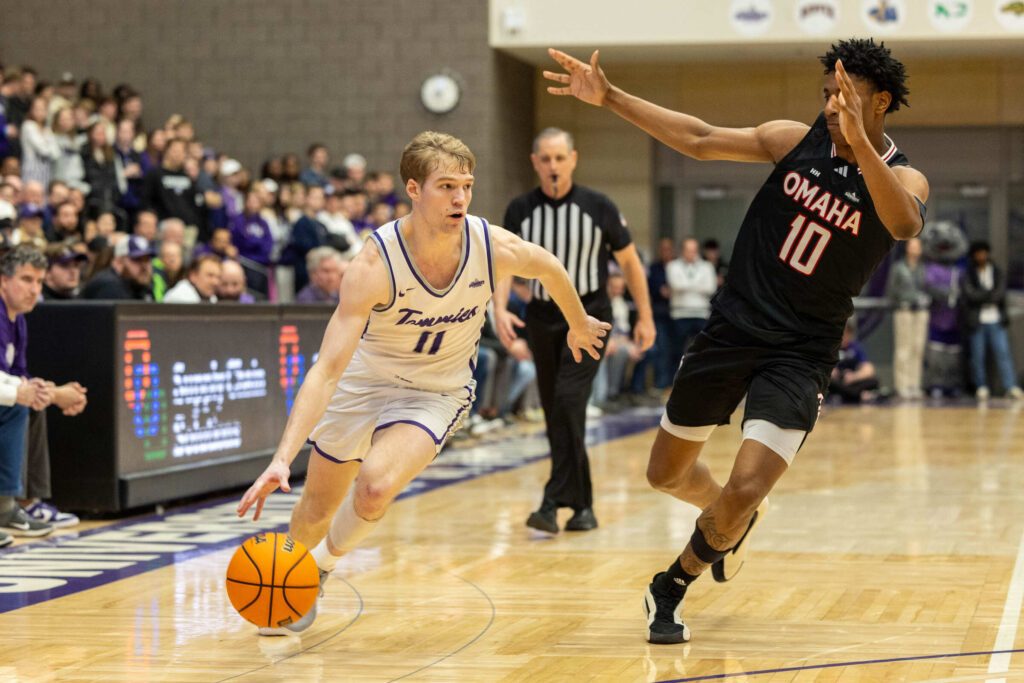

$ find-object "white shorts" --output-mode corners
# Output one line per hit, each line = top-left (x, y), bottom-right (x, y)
(306, 355), (475, 463)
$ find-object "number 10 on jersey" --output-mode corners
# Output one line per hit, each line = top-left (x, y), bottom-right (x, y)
(779, 214), (831, 275)
(413, 330), (446, 355)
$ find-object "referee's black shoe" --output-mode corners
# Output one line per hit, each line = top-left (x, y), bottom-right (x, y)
(564, 507), (597, 531)
(526, 499), (558, 534)
(644, 572), (691, 644)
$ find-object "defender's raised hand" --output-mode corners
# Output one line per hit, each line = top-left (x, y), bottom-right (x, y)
(833, 59), (867, 148)
(544, 48), (611, 106)
(566, 315), (611, 362)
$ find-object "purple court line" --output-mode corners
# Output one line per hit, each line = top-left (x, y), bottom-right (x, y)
(655, 648), (1024, 682)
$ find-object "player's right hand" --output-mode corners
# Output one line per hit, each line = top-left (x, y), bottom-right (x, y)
(567, 315), (611, 362)
(494, 310), (526, 349)
(237, 461), (291, 521)
(544, 48), (611, 106)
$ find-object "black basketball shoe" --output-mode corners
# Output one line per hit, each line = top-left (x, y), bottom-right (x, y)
(526, 499), (558, 534)
(643, 572), (691, 644)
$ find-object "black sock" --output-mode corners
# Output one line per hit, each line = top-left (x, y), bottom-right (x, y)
(660, 556), (699, 592)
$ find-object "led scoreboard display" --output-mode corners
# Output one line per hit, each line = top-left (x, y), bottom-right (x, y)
(26, 303), (332, 512)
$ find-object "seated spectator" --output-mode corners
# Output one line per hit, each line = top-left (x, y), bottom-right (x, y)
(366, 201), (394, 231)
(828, 320), (879, 404)
(365, 171), (399, 208)
(194, 227), (238, 261)
(0, 246), (88, 541)
(229, 190), (272, 294)
(132, 210), (158, 241)
(156, 217), (185, 249)
(299, 143), (329, 188)
(11, 206), (47, 249)
(962, 240), (1023, 400)
(342, 153), (367, 188)
(152, 240), (183, 302)
(43, 180), (69, 230)
(80, 234), (155, 300)
(217, 259), (255, 303)
(280, 154), (301, 183)
(20, 179), (45, 215)
(282, 182), (305, 224)
(394, 200), (411, 220)
(163, 253), (220, 303)
(344, 189), (374, 236)
(317, 188), (359, 259)
(294, 246), (343, 305)
(42, 241), (87, 299)
(219, 158), (244, 220)
(592, 273), (644, 409)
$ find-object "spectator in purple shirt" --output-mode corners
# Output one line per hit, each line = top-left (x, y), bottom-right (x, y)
(294, 246), (344, 305)
(0, 246), (88, 544)
(230, 190), (273, 295)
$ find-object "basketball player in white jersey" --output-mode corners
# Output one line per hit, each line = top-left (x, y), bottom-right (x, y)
(237, 131), (610, 635)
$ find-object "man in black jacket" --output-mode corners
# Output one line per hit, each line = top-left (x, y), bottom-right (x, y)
(80, 235), (155, 300)
(141, 139), (207, 241)
(962, 241), (1022, 400)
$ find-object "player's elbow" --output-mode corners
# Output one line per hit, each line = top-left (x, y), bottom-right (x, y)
(889, 219), (922, 241)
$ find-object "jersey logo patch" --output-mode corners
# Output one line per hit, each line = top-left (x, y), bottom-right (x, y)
(397, 287), (416, 297)
(845, 191), (861, 203)
(810, 168), (821, 177)
(469, 279), (486, 288)
(834, 165), (848, 177)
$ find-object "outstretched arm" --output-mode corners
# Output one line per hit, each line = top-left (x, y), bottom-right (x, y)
(545, 48), (807, 163)
(491, 225), (609, 361)
(237, 244), (389, 520)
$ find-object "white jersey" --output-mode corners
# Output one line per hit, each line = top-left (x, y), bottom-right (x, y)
(352, 215), (495, 393)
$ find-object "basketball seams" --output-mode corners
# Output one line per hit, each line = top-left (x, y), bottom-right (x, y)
(268, 533), (278, 626)
(280, 549), (315, 617)
(226, 577), (319, 589)
(227, 532), (319, 628)
(236, 541), (265, 613)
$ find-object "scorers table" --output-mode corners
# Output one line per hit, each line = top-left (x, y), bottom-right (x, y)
(26, 302), (333, 513)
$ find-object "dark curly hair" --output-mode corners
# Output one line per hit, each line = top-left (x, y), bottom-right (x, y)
(819, 38), (909, 113)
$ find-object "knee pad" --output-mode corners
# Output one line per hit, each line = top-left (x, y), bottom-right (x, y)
(742, 419), (805, 466)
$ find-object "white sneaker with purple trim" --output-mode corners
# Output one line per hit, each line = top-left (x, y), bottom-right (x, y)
(23, 501), (80, 528)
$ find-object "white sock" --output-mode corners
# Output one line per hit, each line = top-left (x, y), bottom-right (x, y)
(311, 489), (378, 572)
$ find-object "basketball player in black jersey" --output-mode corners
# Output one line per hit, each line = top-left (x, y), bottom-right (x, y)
(545, 39), (929, 644)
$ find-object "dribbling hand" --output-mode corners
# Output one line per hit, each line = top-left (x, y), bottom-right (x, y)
(544, 49), (611, 106)
(566, 315), (611, 362)
(237, 461), (291, 521)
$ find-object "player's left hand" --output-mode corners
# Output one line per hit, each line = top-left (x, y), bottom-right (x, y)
(566, 315), (611, 362)
(632, 317), (656, 353)
(834, 59), (867, 147)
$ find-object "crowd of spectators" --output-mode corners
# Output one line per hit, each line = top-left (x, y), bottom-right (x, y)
(0, 63), (409, 305)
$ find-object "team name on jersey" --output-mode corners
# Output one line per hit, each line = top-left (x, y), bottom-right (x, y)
(396, 306), (479, 328)
(781, 171), (862, 236)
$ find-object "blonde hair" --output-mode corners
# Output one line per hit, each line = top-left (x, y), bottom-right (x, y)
(399, 131), (475, 185)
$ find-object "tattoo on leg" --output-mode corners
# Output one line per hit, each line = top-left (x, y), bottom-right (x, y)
(679, 546), (709, 577)
(698, 511), (733, 550)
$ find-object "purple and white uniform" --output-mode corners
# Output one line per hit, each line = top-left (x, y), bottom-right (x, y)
(307, 215), (495, 462)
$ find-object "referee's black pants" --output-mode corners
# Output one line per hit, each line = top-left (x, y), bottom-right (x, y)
(525, 297), (611, 512)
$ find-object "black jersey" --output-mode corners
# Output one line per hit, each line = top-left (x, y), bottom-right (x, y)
(714, 112), (912, 350)
(504, 185), (632, 303)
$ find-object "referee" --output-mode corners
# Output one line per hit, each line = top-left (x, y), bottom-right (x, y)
(495, 127), (654, 533)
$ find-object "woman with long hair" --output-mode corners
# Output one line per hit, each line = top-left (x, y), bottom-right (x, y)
(81, 121), (120, 217)
(21, 96), (60, 187)
(51, 106), (86, 192)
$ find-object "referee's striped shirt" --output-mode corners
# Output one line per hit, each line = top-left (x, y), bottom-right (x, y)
(503, 185), (632, 302)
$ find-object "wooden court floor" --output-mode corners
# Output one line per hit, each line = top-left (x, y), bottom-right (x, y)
(1, 401), (1024, 682)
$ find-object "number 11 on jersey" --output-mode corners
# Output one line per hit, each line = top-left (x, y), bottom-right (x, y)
(413, 330), (446, 354)
(779, 214), (831, 276)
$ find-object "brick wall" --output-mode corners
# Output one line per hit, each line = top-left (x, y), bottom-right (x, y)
(0, 0), (536, 220)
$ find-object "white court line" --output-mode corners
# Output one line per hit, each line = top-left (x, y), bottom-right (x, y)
(987, 528), (1024, 683)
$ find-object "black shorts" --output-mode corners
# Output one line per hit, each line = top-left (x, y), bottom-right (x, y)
(664, 311), (836, 433)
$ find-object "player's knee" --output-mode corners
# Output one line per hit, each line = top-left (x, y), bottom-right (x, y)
(352, 480), (392, 520)
(646, 459), (678, 492)
(719, 479), (768, 519)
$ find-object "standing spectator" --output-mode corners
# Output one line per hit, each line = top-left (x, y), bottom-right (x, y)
(42, 241), (87, 299)
(317, 188), (360, 259)
(701, 238), (728, 290)
(593, 272), (644, 407)
(281, 154), (300, 183)
(81, 122), (121, 217)
(299, 144), (329, 188)
(886, 237), (930, 399)
(80, 235), (155, 300)
(163, 253), (220, 303)
(47, 73), (77, 122)
(665, 238), (717, 365)
(93, 97), (117, 147)
(141, 139), (206, 240)
(287, 185), (329, 291)
(50, 107), (85, 192)
(230, 190), (273, 295)
(495, 127), (655, 534)
(217, 259), (255, 303)
(962, 241), (1023, 400)
(294, 247), (344, 305)
(141, 128), (166, 172)
(20, 96), (60, 188)
(113, 119), (144, 221)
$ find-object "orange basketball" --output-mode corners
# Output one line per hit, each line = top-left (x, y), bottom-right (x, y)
(225, 532), (320, 628)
